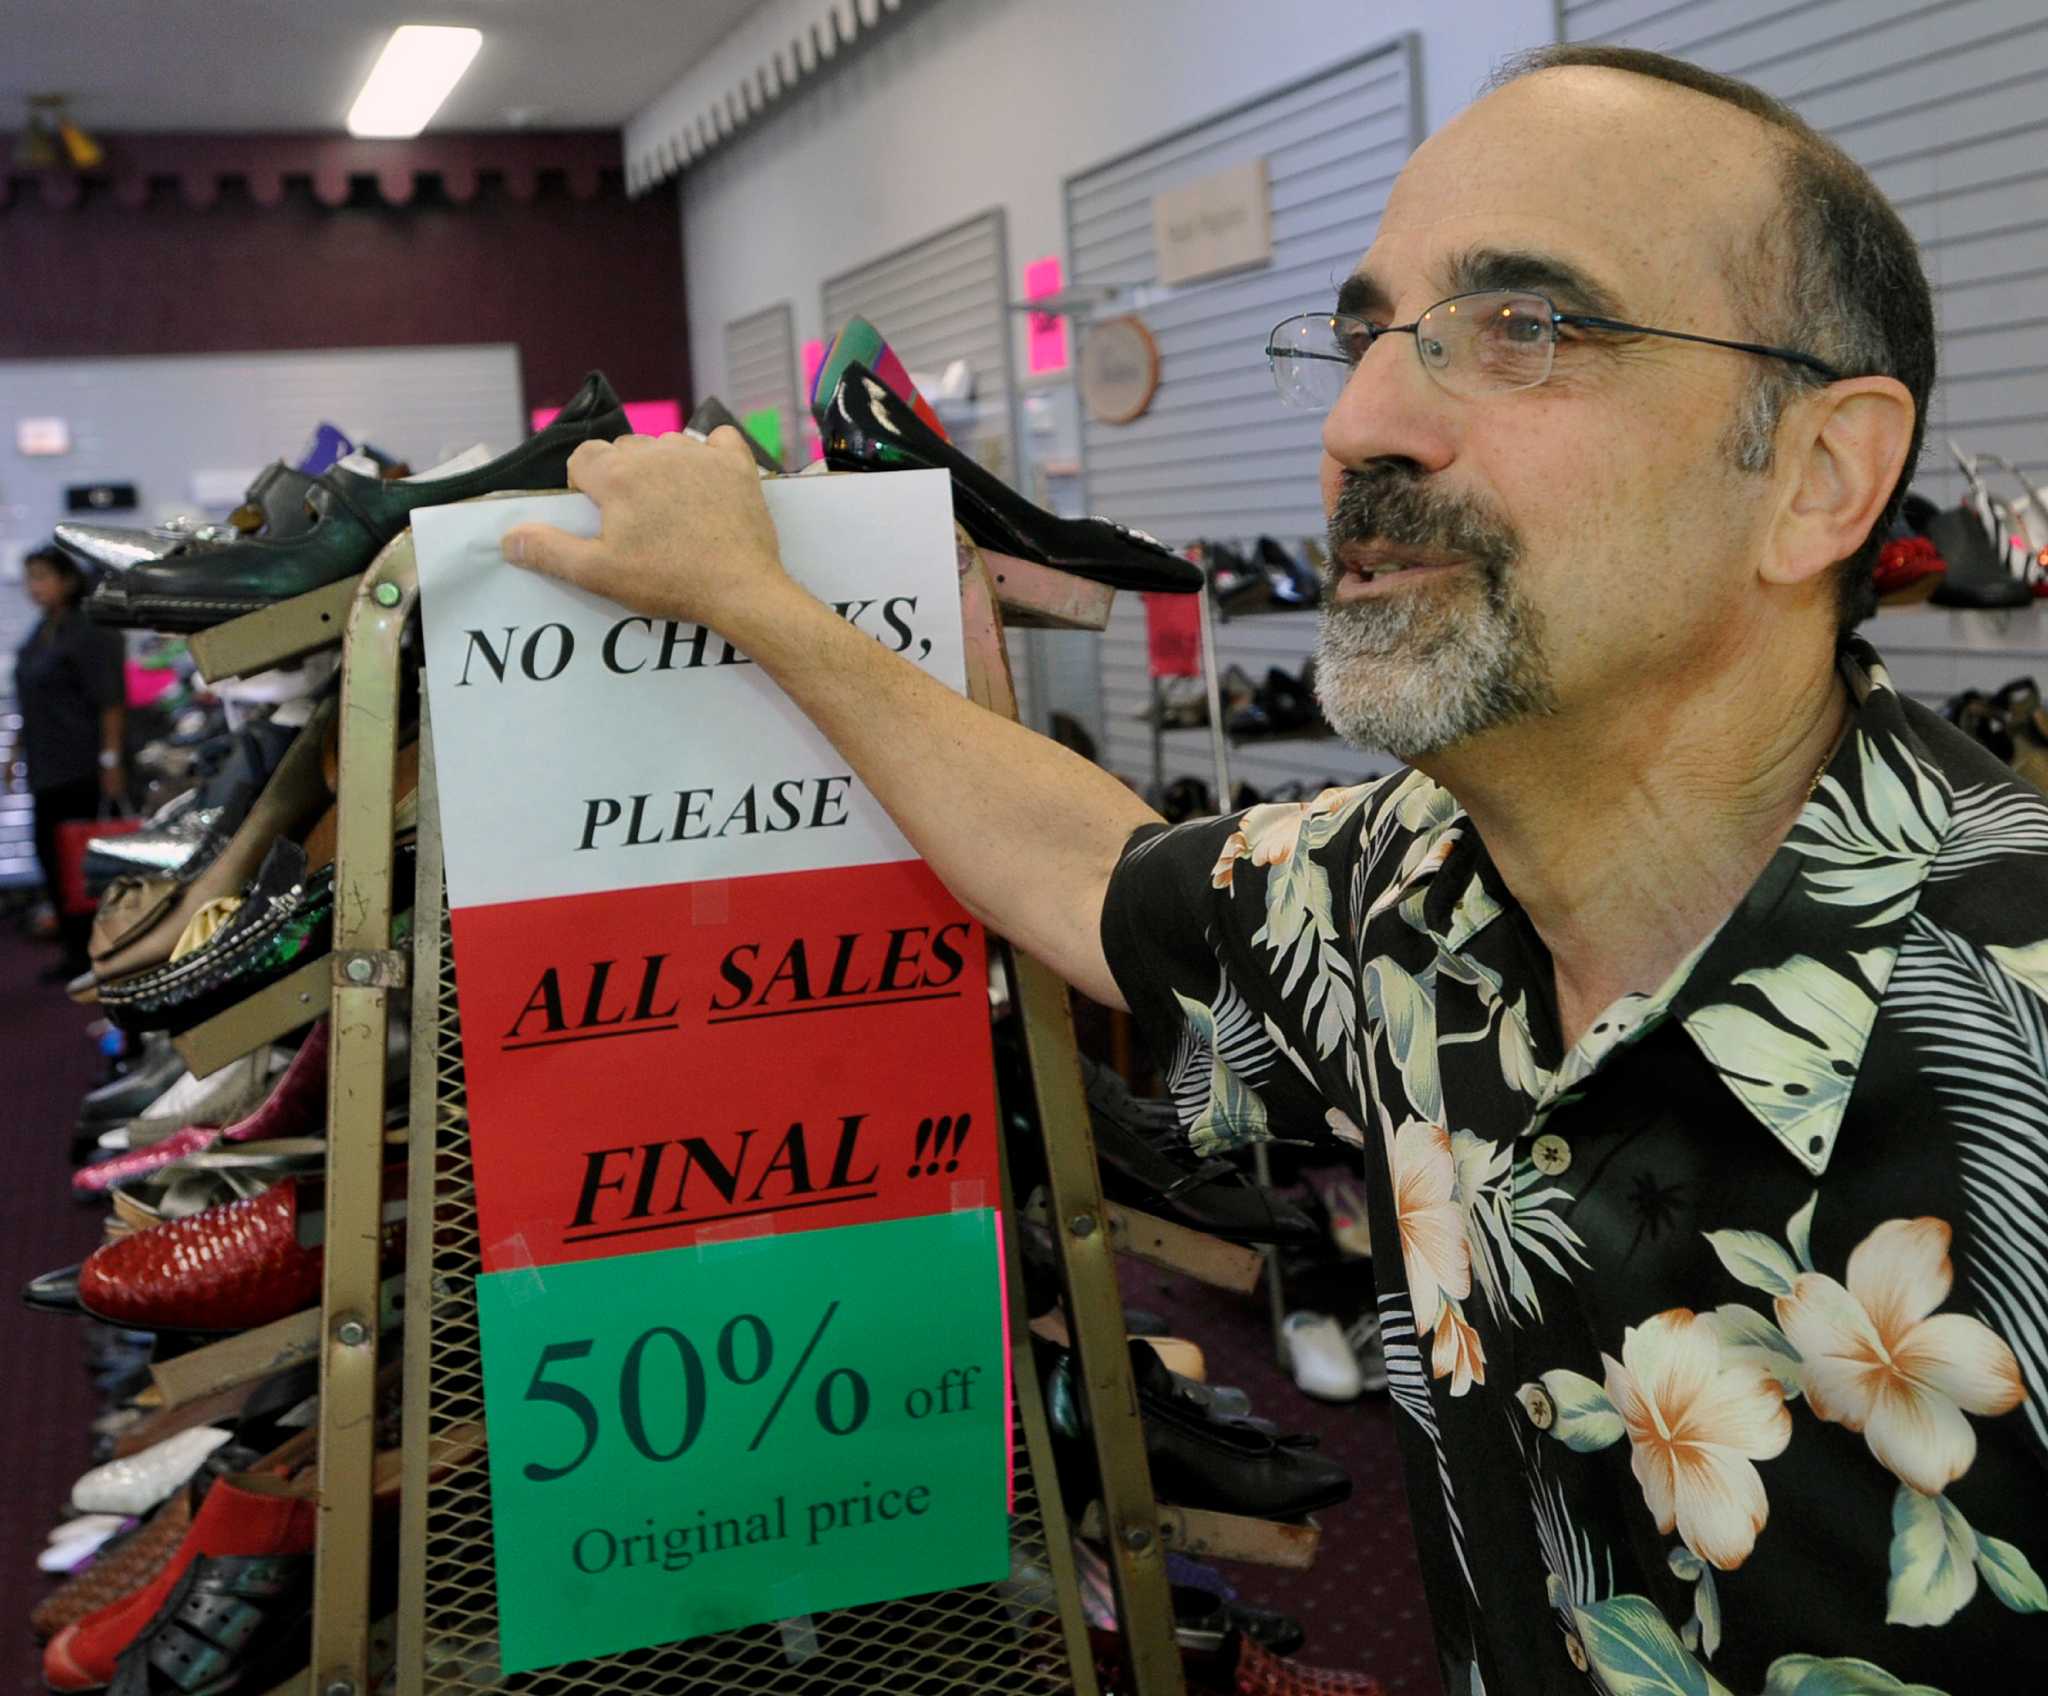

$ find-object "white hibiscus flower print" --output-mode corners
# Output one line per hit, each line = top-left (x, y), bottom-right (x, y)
(1602, 1308), (1792, 1571)
(1775, 1216), (2025, 1495)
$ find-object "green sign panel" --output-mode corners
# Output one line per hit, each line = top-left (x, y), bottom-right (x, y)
(742, 405), (785, 465)
(476, 1209), (1011, 1672)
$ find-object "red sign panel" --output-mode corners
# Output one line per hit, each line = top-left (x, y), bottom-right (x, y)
(451, 859), (999, 1274)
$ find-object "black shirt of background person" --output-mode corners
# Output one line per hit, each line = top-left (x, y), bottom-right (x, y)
(16, 605), (125, 791)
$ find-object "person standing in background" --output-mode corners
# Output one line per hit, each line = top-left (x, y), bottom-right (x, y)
(4, 544), (126, 981)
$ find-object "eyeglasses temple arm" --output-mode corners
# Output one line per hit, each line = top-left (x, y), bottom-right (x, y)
(1557, 313), (1841, 382)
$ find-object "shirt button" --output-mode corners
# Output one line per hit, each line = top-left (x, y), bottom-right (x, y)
(1517, 1382), (1556, 1430)
(1565, 1631), (1589, 1673)
(1531, 1134), (1572, 1176)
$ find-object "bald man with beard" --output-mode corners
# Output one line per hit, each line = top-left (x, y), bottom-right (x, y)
(502, 46), (2048, 1696)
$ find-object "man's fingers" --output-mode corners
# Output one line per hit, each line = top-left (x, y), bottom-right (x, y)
(564, 437), (615, 490)
(706, 425), (757, 467)
(501, 522), (606, 585)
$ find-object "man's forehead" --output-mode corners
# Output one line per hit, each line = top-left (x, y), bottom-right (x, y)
(1352, 67), (1778, 318)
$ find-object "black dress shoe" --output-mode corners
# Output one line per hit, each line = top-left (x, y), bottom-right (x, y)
(89, 374), (630, 632)
(1084, 1059), (1318, 1247)
(822, 362), (1202, 594)
(23, 1263), (85, 1317)
(77, 1033), (185, 1130)
(1045, 1340), (1350, 1520)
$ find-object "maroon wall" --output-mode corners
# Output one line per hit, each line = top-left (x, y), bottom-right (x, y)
(0, 134), (688, 417)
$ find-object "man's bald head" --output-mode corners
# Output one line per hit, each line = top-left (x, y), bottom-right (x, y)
(1485, 46), (1935, 631)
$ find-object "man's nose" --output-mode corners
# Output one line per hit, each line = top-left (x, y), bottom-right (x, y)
(1321, 330), (1458, 475)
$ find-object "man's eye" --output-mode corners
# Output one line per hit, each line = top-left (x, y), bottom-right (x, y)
(1338, 325), (1378, 364)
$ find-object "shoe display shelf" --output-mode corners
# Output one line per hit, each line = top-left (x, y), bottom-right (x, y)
(161, 509), (1329, 1696)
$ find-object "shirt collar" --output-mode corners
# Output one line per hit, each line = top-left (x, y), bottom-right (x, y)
(1398, 638), (1946, 1177)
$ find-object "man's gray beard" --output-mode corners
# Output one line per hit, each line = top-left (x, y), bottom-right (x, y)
(1313, 563), (1556, 760)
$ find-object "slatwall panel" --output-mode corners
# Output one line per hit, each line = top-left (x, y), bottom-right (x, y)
(1067, 44), (1418, 801)
(1562, 0), (2048, 704)
(821, 210), (1038, 725)
(722, 302), (800, 466)
(0, 344), (523, 887)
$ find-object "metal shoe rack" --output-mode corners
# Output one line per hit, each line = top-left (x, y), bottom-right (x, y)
(149, 501), (1331, 1696)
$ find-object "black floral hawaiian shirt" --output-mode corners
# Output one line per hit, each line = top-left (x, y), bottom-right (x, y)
(1100, 638), (2048, 1696)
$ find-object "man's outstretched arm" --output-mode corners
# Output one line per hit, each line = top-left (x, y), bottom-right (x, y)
(500, 427), (1162, 1010)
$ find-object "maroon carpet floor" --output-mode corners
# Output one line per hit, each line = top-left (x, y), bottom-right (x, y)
(1118, 1260), (1443, 1696)
(2, 926), (120, 1696)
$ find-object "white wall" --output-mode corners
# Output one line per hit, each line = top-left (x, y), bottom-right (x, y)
(676, 0), (1556, 398)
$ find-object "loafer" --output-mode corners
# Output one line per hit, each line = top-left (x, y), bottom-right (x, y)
(55, 518), (242, 575)
(71, 1428), (234, 1517)
(99, 836), (414, 1036)
(77, 1168), (402, 1334)
(88, 373), (629, 631)
(57, 462), (323, 577)
(822, 361), (1202, 594)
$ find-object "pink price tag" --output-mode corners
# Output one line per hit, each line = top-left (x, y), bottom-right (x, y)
(1023, 256), (1069, 376)
(529, 399), (683, 436)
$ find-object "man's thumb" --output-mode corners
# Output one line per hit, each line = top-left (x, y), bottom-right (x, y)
(501, 523), (601, 584)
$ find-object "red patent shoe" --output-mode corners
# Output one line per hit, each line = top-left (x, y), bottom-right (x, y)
(76, 1164), (401, 1334)
(73, 1022), (330, 1200)
(43, 1472), (315, 1693)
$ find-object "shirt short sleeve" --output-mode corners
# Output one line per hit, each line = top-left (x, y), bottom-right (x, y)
(1099, 812), (1338, 1148)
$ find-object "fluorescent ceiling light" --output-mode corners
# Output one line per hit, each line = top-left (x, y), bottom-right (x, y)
(347, 25), (483, 137)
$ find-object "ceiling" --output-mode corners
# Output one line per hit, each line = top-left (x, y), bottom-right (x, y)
(0, 0), (770, 132)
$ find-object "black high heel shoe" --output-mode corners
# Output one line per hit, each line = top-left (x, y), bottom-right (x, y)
(822, 362), (1201, 594)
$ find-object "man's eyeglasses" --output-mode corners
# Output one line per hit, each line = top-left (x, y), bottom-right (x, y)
(1264, 290), (1843, 410)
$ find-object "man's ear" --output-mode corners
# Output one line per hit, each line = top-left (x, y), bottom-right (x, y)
(1762, 375), (1916, 588)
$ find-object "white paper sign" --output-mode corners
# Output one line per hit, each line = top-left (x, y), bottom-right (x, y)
(411, 470), (964, 909)
(1153, 158), (1272, 288)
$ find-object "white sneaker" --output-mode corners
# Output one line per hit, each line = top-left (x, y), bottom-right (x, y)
(1282, 1311), (1363, 1402)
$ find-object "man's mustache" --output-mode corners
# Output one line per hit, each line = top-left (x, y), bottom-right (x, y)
(1323, 466), (1521, 589)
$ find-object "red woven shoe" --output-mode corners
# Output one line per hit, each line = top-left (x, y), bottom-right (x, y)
(77, 1161), (401, 1333)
